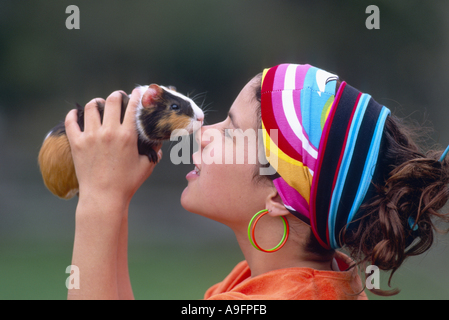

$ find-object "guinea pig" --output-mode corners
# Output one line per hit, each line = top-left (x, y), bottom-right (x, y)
(38, 84), (204, 200)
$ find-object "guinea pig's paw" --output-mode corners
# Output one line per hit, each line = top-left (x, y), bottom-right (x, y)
(146, 148), (159, 163)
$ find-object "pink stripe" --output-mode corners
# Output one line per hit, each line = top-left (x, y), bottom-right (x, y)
(270, 91), (304, 162)
(270, 65), (318, 168)
(295, 64), (309, 90)
(293, 65), (318, 170)
(272, 64), (289, 91)
(274, 178), (310, 220)
(268, 65), (306, 163)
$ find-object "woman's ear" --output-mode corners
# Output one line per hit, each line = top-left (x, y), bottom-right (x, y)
(265, 188), (289, 217)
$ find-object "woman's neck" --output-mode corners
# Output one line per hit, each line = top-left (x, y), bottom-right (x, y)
(233, 225), (335, 278)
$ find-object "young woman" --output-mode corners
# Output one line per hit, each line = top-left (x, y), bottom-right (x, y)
(65, 63), (449, 300)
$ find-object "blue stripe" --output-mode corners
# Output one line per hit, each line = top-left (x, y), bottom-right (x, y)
(439, 144), (449, 162)
(301, 67), (337, 149)
(328, 94), (371, 249)
(346, 106), (391, 226)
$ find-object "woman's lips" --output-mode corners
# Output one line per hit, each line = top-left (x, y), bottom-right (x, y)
(186, 165), (200, 180)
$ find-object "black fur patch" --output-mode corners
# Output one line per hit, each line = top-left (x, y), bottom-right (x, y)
(49, 90), (193, 163)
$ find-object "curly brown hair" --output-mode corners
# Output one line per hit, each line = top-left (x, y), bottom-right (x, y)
(253, 74), (449, 295)
(342, 114), (449, 295)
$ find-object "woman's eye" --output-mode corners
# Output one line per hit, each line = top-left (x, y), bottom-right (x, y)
(171, 104), (179, 110)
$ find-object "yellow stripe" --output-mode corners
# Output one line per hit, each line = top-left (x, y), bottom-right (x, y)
(320, 95), (334, 129)
(261, 68), (270, 87)
(262, 125), (313, 203)
(262, 123), (304, 167)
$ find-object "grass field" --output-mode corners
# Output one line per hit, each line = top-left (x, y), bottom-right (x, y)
(1, 238), (448, 300)
(0, 240), (244, 300)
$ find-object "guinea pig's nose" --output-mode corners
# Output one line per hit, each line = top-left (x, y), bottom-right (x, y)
(196, 110), (205, 124)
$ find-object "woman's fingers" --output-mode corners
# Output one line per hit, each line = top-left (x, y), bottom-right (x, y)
(65, 108), (81, 141)
(103, 91), (127, 127)
(83, 98), (102, 132)
(80, 89), (141, 133)
(123, 87), (142, 129)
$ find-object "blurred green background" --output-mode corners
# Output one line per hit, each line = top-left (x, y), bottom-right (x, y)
(1, 0), (449, 299)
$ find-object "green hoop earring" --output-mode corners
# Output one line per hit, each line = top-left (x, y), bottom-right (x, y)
(247, 209), (289, 253)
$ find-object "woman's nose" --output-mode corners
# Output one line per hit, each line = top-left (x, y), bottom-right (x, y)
(195, 125), (207, 149)
(195, 124), (217, 150)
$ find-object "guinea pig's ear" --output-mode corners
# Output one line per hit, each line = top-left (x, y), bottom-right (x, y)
(167, 85), (177, 92)
(142, 84), (163, 108)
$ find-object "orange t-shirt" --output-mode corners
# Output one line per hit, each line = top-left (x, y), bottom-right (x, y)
(205, 253), (367, 300)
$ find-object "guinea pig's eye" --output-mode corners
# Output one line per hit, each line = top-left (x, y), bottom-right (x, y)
(170, 104), (180, 110)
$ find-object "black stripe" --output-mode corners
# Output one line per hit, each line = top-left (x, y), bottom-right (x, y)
(287, 208), (311, 225)
(314, 84), (360, 246)
(334, 96), (383, 244)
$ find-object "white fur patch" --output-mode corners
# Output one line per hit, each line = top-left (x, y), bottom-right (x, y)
(161, 85), (204, 123)
(134, 85), (152, 142)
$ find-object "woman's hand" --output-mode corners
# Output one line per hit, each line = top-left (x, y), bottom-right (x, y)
(65, 88), (162, 206)
(65, 88), (161, 300)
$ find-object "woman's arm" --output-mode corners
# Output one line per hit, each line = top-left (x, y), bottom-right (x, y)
(68, 195), (124, 299)
(117, 213), (134, 300)
(65, 89), (161, 299)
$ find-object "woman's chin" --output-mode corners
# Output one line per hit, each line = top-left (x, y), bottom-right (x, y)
(180, 185), (196, 213)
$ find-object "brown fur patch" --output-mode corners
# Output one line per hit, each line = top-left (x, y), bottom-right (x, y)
(162, 113), (191, 131)
(38, 134), (78, 199)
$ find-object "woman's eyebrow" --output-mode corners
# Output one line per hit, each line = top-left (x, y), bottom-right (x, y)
(228, 111), (240, 129)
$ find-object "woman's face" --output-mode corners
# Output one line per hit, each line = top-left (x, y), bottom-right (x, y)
(181, 77), (273, 229)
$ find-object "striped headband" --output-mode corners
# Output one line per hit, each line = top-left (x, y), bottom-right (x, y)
(261, 64), (390, 249)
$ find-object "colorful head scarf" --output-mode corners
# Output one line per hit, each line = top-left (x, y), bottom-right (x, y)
(261, 64), (390, 249)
